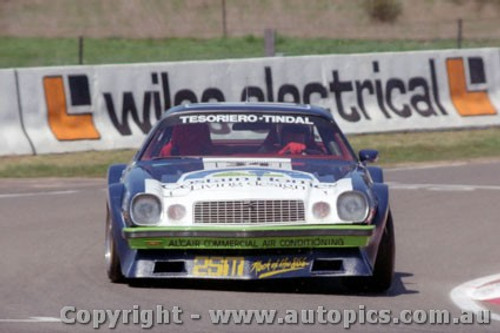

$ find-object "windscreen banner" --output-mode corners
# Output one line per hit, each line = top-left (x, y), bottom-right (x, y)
(3, 48), (500, 155)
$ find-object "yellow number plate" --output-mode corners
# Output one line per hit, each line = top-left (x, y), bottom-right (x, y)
(192, 256), (245, 278)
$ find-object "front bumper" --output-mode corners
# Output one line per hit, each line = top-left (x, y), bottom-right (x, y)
(121, 225), (376, 279)
(123, 224), (374, 250)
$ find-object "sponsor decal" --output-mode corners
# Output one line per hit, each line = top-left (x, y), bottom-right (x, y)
(183, 168), (313, 181)
(128, 235), (364, 250)
(43, 75), (100, 140)
(100, 64), (449, 133)
(192, 256), (245, 278)
(103, 73), (169, 135)
(179, 114), (313, 124)
(250, 257), (310, 279)
(190, 256), (310, 279)
(446, 57), (497, 116)
(41, 54), (498, 142)
(178, 168), (316, 191)
(144, 240), (162, 246)
(165, 178), (311, 192)
(212, 171), (283, 178)
(202, 158), (292, 170)
(321, 60), (449, 121)
(166, 168), (316, 192)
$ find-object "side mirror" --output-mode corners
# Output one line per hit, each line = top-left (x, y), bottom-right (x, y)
(359, 149), (379, 163)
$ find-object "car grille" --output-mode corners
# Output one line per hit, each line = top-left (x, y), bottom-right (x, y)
(194, 200), (305, 224)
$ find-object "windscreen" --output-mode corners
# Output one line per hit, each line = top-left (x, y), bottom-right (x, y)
(140, 112), (355, 161)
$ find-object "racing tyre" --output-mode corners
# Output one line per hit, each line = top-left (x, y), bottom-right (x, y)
(343, 211), (395, 293)
(105, 209), (125, 283)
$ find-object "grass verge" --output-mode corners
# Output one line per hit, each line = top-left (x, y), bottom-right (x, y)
(0, 150), (135, 178)
(1, 36), (500, 68)
(0, 128), (499, 178)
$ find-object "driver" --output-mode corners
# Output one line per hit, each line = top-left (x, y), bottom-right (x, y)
(277, 124), (313, 155)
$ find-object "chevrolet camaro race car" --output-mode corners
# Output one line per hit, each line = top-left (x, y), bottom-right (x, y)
(105, 102), (395, 292)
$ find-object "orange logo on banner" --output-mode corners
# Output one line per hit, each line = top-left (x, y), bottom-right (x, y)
(43, 76), (100, 140)
(446, 58), (497, 117)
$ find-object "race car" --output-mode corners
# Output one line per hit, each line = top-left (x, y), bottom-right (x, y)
(105, 102), (395, 292)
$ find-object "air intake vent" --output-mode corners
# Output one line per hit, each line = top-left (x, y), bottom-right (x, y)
(153, 261), (186, 273)
(311, 259), (343, 272)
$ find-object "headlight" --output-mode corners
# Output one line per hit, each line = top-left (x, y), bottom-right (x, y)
(130, 194), (162, 225)
(312, 201), (330, 219)
(337, 191), (369, 222)
(167, 204), (186, 221)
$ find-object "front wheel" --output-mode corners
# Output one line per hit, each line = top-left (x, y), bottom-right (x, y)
(105, 209), (125, 283)
(343, 211), (395, 293)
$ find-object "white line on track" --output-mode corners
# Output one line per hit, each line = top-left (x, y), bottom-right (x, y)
(386, 162), (469, 172)
(387, 182), (500, 192)
(451, 273), (500, 322)
(0, 190), (78, 199)
(0, 317), (61, 323)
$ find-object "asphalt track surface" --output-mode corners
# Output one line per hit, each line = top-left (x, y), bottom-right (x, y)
(1, 159), (500, 332)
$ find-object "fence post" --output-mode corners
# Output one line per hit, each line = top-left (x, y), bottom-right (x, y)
(78, 36), (84, 65)
(457, 18), (463, 49)
(221, 0), (227, 38)
(264, 28), (275, 57)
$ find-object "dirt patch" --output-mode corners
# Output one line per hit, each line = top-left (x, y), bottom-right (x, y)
(1, 0), (500, 39)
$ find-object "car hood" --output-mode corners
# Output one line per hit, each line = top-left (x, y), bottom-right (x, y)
(140, 157), (357, 184)
(135, 157), (362, 225)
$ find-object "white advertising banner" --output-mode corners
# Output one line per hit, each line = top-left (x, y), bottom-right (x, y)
(9, 48), (500, 155)
(17, 67), (120, 154)
(0, 69), (34, 155)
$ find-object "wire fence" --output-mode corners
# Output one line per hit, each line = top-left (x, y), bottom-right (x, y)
(2, 0), (500, 67)
(2, 0), (500, 41)
(224, 17), (500, 41)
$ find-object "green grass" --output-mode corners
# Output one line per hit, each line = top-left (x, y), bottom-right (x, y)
(348, 127), (500, 164)
(1, 128), (499, 178)
(1, 36), (500, 68)
(0, 150), (135, 178)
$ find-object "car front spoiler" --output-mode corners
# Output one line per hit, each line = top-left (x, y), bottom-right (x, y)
(126, 248), (373, 279)
(121, 225), (376, 279)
